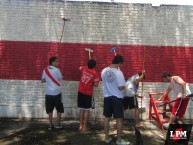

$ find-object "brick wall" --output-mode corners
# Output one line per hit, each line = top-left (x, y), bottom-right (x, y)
(0, 0), (193, 119)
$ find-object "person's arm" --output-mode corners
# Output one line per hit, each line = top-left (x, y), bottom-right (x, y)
(94, 82), (98, 87)
(135, 70), (145, 84)
(173, 76), (187, 99)
(41, 71), (46, 83)
(94, 72), (100, 87)
(158, 87), (171, 100)
(41, 78), (46, 83)
(117, 71), (125, 91)
(57, 69), (63, 81)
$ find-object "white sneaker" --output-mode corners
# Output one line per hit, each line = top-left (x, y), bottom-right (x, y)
(104, 137), (112, 143)
(116, 139), (130, 145)
(54, 123), (63, 129)
(163, 123), (169, 130)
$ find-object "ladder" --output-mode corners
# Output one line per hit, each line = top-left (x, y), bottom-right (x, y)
(149, 92), (173, 130)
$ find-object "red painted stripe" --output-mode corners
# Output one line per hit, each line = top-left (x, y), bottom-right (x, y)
(0, 40), (193, 82)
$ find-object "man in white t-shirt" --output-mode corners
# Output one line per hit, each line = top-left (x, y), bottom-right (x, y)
(41, 56), (64, 130)
(101, 55), (130, 145)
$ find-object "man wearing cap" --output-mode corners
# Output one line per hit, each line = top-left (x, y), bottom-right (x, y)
(123, 70), (145, 128)
(159, 72), (191, 124)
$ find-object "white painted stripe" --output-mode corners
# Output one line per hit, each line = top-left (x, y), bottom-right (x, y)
(0, 80), (193, 119)
(1, 1), (193, 46)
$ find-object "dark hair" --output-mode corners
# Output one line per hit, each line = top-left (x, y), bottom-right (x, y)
(49, 56), (57, 65)
(112, 55), (124, 64)
(161, 72), (171, 78)
(88, 59), (96, 69)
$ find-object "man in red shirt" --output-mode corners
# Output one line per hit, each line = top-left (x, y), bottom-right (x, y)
(78, 59), (100, 131)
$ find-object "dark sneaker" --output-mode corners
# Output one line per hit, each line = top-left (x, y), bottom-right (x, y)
(48, 125), (54, 130)
(55, 123), (63, 129)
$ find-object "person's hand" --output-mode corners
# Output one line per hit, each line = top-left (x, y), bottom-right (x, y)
(181, 94), (186, 99)
(136, 95), (143, 98)
(157, 98), (162, 101)
(142, 69), (145, 74)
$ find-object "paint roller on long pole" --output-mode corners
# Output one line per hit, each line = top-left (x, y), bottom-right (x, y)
(84, 48), (93, 60)
(141, 47), (146, 121)
(57, 17), (70, 57)
(109, 46), (118, 56)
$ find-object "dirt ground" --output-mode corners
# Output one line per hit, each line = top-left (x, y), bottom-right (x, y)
(0, 118), (190, 145)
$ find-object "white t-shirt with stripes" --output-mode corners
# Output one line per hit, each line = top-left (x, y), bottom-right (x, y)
(42, 66), (63, 95)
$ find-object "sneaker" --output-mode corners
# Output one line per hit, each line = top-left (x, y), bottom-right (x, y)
(163, 123), (169, 130)
(104, 137), (112, 143)
(55, 123), (63, 129)
(48, 125), (54, 130)
(116, 139), (130, 145)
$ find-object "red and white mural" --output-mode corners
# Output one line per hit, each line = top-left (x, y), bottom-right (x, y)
(0, 1), (193, 118)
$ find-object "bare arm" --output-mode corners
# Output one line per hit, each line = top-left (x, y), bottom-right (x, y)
(94, 81), (99, 87)
(158, 87), (172, 100)
(135, 70), (145, 84)
(173, 76), (187, 98)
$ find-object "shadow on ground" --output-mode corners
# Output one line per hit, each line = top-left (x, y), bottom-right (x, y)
(0, 119), (168, 145)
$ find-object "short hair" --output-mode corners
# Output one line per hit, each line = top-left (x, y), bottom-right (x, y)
(112, 55), (124, 64)
(49, 56), (57, 65)
(88, 59), (96, 69)
(161, 72), (171, 78)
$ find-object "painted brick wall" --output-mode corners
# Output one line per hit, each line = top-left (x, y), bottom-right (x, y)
(0, 0), (193, 119)
(1, 1), (193, 46)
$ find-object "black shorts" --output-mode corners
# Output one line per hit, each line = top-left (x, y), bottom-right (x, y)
(45, 93), (64, 114)
(103, 96), (124, 119)
(78, 92), (92, 109)
(123, 96), (138, 110)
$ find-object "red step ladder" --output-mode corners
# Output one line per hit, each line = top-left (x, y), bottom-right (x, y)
(149, 92), (173, 130)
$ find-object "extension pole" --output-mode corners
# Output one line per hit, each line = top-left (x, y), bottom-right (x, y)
(141, 47), (146, 122)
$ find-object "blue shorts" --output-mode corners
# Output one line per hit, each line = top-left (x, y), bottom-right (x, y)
(103, 96), (124, 119)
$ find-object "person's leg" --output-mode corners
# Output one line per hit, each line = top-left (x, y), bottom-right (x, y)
(112, 97), (129, 143)
(57, 112), (62, 124)
(48, 112), (53, 125)
(178, 116), (186, 124)
(79, 109), (84, 131)
(103, 97), (113, 142)
(46, 95), (54, 128)
(116, 118), (123, 141)
(177, 98), (190, 124)
(112, 97), (124, 143)
(104, 117), (110, 140)
(55, 93), (64, 126)
(169, 114), (177, 124)
(83, 110), (90, 131)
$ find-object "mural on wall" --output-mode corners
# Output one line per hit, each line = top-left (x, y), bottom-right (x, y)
(0, 1), (193, 118)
